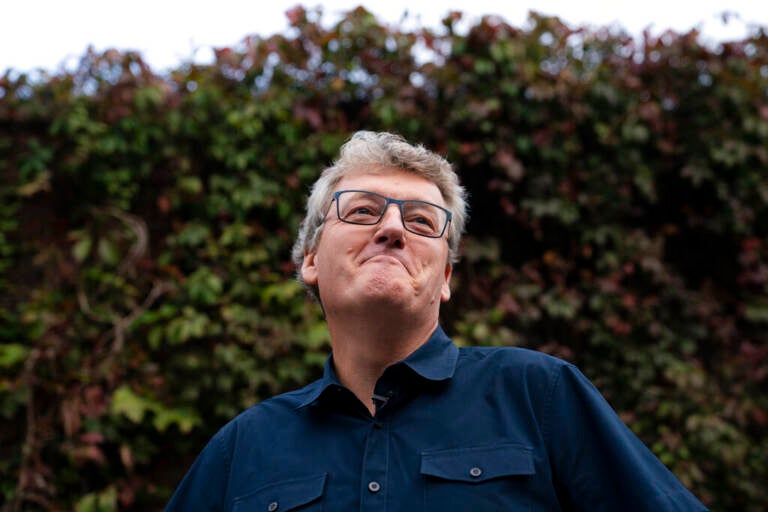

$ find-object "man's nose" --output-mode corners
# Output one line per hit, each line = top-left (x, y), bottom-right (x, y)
(374, 204), (405, 248)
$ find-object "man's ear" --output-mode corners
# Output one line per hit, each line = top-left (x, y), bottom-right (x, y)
(440, 262), (452, 302)
(301, 249), (319, 286)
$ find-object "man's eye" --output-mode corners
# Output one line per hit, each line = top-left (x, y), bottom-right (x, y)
(343, 203), (381, 220)
(407, 209), (436, 223)
(348, 206), (379, 216)
(405, 214), (436, 230)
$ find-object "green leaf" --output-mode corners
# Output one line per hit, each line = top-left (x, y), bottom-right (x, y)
(633, 165), (656, 202)
(0, 343), (29, 367)
(75, 486), (117, 512)
(17, 170), (52, 197)
(165, 307), (211, 344)
(473, 59), (495, 75)
(186, 268), (223, 305)
(522, 198), (580, 225)
(97, 238), (119, 266)
(111, 385), (151, 423)
(178, 176), (203, 195)
(152, 406), (201, 433)
(176, 222), (210, 247)
(745, 301), (768, 323)
(72, 235), (93, 263)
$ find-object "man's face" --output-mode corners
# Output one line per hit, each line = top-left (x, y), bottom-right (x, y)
(301, 168), (452, 318)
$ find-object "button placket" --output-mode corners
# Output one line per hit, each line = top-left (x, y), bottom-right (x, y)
(360, 414), (389, 511)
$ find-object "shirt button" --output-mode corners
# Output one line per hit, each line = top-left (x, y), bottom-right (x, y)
(267, 502), (279, 512)
(368, 481), (381, 493)
(469, 467), (483, 478)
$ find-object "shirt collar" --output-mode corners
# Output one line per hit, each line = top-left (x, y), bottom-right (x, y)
(296, 325), (458, 409)
(399, 324), (458, 381)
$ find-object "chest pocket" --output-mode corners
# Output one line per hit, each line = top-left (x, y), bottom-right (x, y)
(233, 473), (326, 512)
(420, 444), (535, 511)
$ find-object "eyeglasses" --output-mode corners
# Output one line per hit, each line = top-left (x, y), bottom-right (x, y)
(330, 190), (452, 238)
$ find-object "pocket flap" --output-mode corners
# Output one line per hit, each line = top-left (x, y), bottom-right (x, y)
(233, 473), (327, 511)
(420, 444), (534, 482)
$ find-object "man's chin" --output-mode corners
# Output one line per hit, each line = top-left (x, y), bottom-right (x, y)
(356, 278), (413, 307)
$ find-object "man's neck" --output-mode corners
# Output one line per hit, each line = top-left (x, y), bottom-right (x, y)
(327, 311), (438, 416)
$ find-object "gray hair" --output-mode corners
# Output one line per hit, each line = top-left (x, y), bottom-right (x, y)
(291, 131), (468, 302)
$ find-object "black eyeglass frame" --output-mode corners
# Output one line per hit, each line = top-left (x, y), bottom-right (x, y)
(329, 189), (453, 239)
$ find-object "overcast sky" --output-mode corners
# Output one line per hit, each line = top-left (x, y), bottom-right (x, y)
(2, 0), (766, 75)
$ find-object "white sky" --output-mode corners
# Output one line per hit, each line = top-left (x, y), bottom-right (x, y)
(2, 0), (766, 75)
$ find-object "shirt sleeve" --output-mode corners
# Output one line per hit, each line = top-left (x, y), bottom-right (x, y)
(164, 426), (231, 512)
(542, 363), (708, 512)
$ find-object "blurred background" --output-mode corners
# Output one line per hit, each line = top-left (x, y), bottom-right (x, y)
(3, 0), (767, 75)
(1, 2), (767, 511)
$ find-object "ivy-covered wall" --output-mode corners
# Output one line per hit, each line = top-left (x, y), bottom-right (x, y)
(1, 7), (767, 511)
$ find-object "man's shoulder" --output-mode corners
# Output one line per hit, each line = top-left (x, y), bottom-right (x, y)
(458, 344), (572, 369)
(454, 344), (575, 388)
(225, 378), (325, 427)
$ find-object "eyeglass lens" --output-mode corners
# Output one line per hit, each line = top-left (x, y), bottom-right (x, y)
(336, 191), (448, 237)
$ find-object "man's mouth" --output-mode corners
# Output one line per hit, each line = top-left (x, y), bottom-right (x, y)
(364, 254), (410, 273)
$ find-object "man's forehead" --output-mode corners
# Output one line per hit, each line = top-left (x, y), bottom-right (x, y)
(334, 168), (443, 201)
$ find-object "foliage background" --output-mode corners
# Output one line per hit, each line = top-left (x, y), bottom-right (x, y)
(1, 6), (767, 511)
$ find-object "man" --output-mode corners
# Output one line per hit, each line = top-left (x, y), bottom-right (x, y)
(166, 131), (707, 511)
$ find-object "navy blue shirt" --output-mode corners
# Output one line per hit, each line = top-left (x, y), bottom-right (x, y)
(166, 326), (707, 511)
